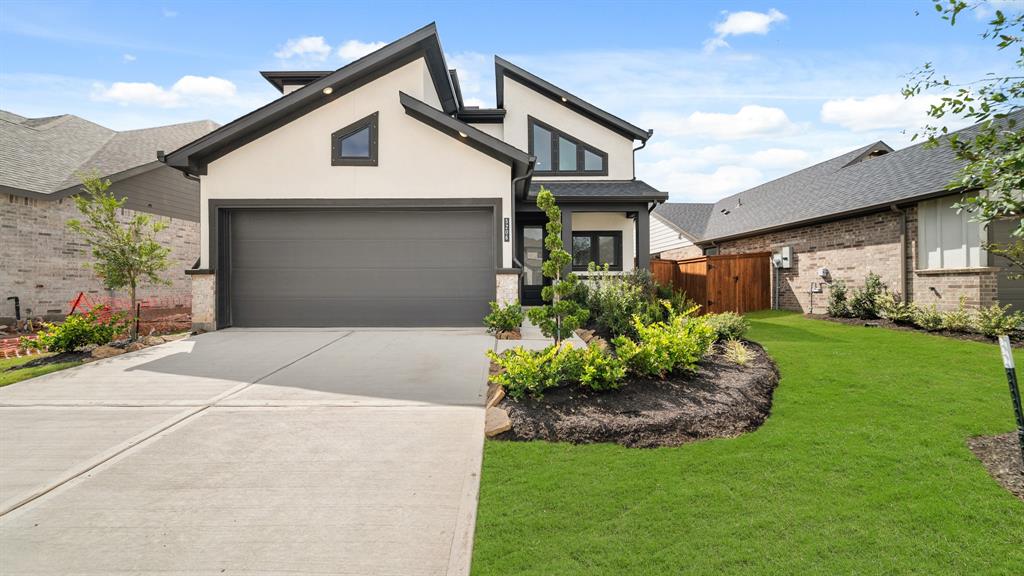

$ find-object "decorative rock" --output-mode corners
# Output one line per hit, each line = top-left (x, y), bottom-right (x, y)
(125, 342), (146, 352)
(577, 328), (595, 342)
(486, 384), (505, 409)
(142, 336), (164, 347)
(495, 329), (521, 340)
(91, 345), (125, 359)
(485, 407), (512, 437)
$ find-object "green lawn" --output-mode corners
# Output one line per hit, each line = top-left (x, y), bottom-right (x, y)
(472, 311), (1024, 575)
(0, 354), (83, 387)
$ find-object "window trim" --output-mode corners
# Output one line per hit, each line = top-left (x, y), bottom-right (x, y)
(331, 112), (379, 166)
(528, 116), (608, 176)
(571, 230), (623, 271)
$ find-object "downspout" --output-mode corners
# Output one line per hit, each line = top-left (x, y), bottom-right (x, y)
(632, 129), (654, 181)
(890, 204), (907, 301)
(510, 161), (535, 270)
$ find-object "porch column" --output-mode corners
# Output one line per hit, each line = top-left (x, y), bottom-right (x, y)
(636, 207), (650, 270)
(560, 206), (573, 276)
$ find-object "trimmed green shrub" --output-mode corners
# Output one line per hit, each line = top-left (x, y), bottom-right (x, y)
(583, 265), (661, 339)
(612, 304), (715, 379)
(21, 307), (126, 353)
(941, 296), (976, 333)
(914, 304), (944, 332)
(976, 302), (1024, 338)
(705, 312), (750, 341)
(827, 280), (851, 318)
(877, 292), (918, 324)
(487, 342), (627, 398)
(483, 302), (524, 334)
(848, 272), (886, 319)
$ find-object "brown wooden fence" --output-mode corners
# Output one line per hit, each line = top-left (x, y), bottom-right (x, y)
(650, 252), (772, 314)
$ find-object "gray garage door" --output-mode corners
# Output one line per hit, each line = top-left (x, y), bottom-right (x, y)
(226, 208), (496, 327)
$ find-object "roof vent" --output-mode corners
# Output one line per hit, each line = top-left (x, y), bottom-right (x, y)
(867, 148), (889, 158)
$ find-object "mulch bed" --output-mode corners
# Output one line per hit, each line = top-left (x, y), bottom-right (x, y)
(495, 342), (780, 448)
(807, 314), (1021, 346)
(967, 433), (1024, 501)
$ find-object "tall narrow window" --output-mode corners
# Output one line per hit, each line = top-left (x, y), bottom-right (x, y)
(332, 112), (379, 166)
(528, 116), (608, 176)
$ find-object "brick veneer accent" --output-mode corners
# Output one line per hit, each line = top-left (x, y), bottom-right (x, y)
(189, 273), (216, 332)
(1, 195), (198, 323)
(714, 203), (998, 313)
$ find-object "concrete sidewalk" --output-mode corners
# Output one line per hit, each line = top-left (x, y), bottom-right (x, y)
(0, 328), (492, 575)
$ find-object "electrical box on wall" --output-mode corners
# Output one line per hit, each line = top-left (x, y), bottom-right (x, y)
(778, 246), (792, 269)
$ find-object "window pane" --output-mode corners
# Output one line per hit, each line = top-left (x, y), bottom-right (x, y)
(597, 235), (617, 266)
(559, 137), (577, 171)
(523, 226), (544, 286)
(584, 150), (603, 171)
(340, 127), (370, 157)
(572, 235), (592, 268)
(533, 124), (552, 170)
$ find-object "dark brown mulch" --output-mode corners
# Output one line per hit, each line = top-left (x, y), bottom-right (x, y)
(4, 351), (90, 371)
(807, 314), (1022, 346)
(967, 433), (1024, 501)
(496, 342), (780, 448)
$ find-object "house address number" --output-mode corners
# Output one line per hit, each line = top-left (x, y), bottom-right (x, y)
(503, 217), (510, 242)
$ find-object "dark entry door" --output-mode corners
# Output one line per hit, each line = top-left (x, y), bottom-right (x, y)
(226, 208), (495, 327)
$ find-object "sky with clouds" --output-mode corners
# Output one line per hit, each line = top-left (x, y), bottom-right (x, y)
(0, 0), (1018, 203)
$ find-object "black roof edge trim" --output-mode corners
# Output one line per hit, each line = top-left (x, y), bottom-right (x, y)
(162, 22), (457, 175)
(449, 69), (465, 109)
(456, 108), (506, 124)
(494, 55), (651, 142)
(260, 71), (334, 93)
(399, 91), (534, 178)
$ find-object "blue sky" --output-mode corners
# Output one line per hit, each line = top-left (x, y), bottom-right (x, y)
(1, 1), (1018, 201)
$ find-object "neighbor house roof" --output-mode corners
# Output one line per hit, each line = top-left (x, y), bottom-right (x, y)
(494, 56), (653, 142)
(666, 110), (1022, 243)
(0, 110), (217, 198)
(529, 180), (668, 203)
(164, 22), (458, 175)
(653, 202), (715, 241)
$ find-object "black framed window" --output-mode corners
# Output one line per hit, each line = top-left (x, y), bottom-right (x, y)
(528, 116), (608, 176)
(571, 231), (622, 270)
(332, 112), (378, 166)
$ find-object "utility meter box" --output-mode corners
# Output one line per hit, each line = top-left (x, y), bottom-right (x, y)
(778, 246), (792, 269)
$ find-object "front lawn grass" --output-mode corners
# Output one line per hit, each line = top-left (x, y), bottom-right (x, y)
(0, 354), (83, 387)
(472, 311), (1024, 575)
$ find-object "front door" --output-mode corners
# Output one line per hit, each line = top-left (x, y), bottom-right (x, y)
(519, 224), (547, 305)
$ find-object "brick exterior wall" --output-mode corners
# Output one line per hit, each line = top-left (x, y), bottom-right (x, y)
(1, 194), (198, 323)
(656, 244), (703, 260)
(714, 204), (998, 313)
(189, 273), (216, 332)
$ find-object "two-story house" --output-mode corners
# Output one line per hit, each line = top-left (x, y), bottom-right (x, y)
(162, 23), (666, 330)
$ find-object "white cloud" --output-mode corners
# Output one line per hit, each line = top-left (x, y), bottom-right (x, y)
(337, 39), (386, 62)
(641, 159), (765, 202)
(749, 148), (809, 168)
(705, 8), (788, 53)
(644, 105), (796, 140)
(274, 36), (331, 61)
(162, 8), (177, 18)
(820, 93), (941, 132)
(92, 75), (237, 108)
(122, 53), (136, 62)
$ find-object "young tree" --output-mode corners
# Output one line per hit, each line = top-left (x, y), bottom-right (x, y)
(526, 187), (589, 344)
(903, 1), (1023, 274)
(67, 174), (171, 340)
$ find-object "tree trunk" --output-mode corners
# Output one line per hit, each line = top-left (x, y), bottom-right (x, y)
(129, 282), (137, 341)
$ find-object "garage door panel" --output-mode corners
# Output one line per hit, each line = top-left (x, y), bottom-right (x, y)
(227, 208), (496, 327)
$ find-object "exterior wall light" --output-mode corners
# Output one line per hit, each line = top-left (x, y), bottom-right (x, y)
(322, 87), (334, 95)
(560, 97), (568, 103)
(458, 131), (468, 138)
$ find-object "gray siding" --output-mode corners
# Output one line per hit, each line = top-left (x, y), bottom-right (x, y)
(109, 165), (199, 222)
(989, 218), (1024, 311)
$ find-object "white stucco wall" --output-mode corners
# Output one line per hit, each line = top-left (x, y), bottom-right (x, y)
(650, 213), (695, 255)
(501, 77), (635, 180)
(470, 122), (504, 140)
(200, 58), (513, 268)
(572, 211), (636, 272)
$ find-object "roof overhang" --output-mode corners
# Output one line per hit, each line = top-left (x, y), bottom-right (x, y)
(495, 56), (652, 142)
(528, 180), (668, 204)
(163, 23), (458, 176)
(399, 92), (535, 194)
(651, 210), (703, 243)
(260, 71), (333, 93)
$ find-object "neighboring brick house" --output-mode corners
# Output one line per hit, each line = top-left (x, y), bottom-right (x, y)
(650, 202), (709, 260)
(651, 113), (1022, 313)
(0, 110), (217, 324)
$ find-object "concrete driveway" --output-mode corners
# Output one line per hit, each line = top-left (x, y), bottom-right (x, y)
(0, 328), (493, 575)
